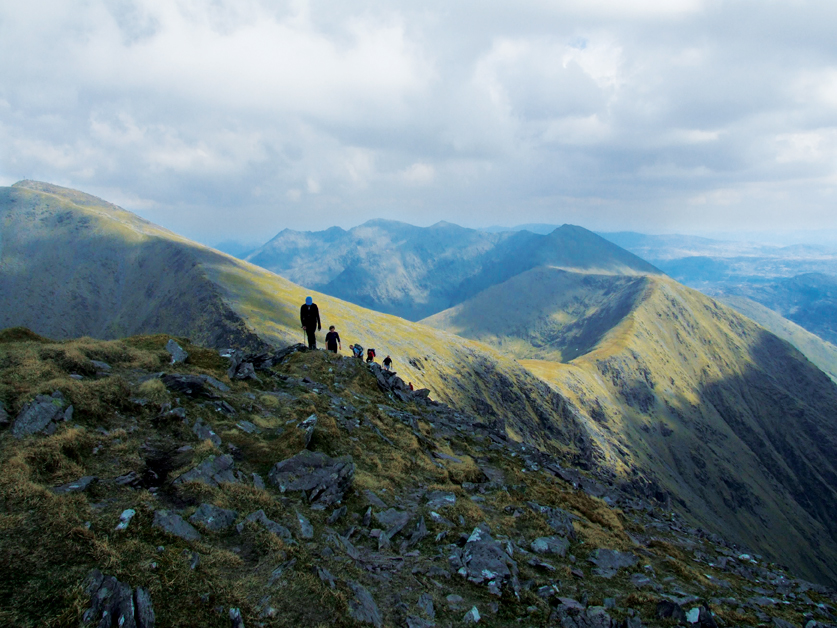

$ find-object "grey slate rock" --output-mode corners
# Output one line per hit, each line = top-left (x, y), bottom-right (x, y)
(91, 360), (112, 372)
(364, 489), (388, 508)
(200, 374), (230, 392)
(295, 509), (314, 539)
(374, 508), (412, 539)
(458, 525), (520, 596)
(417, 593), (436, 619)
(165, 339), (188, 364)
(12, 392), (66, 438)
(425, 491), (456, 510)
(406, 618), (436, 628)
(299, 414), (317, 448)
(174, 454), (238, 487)
(161, 374), (215, 398)
(246, 509), (295, 544)
(553, 605), (614, 628)
(230, 607), (245, 628)
(83, 569), (155, 628)
(52, 475), (97, 495)
(327, 505), (347, 525)
(236, 420), (260, 434)
(588, 549), (638, 578)
(316, 565), (336, 588)
(347, 581), (382, 627)
(192, 418), (222, 447)
(153, 510), (202, 541)
(657, 600), (688, 624)
(189, 503), (238, 531)
(463, 606), (481, 623)
(531, 535), (570, 557)
(432, 451), (463, 463)
(268, 450), (355, 509)
(252, 473), (266, 490)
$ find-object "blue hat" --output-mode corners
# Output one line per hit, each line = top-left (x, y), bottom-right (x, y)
(305, 296), (313, 304)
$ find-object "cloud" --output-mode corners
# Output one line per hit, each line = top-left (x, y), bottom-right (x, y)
(1, 0), (837, 242)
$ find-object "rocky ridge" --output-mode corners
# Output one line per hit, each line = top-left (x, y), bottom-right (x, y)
(1, 330), (836, 627)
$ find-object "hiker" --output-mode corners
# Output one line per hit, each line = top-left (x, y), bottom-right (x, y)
(408, 382), (414, 391)
(351, 343), (364, 359)
(366, 348), (376, 363)
(382, 355), (393, 371)
(325, 325), (341, 354)
(300, 296), (321, 349)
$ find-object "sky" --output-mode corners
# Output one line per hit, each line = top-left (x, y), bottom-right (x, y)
(2, 0), (837, 247)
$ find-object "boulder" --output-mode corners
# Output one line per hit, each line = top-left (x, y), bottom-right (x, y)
(374, 508), (412, 539)
(12, 391), (67, 438)
(83, 569), (155, 628)
(425, 491), (456, 510)
(192, 419), (222, 447)
(52, 475), (97, 495)
(160, 374), (215, 398)
(245, 510), (295, 544)
(268, 450), (355, 510)
(165, 339), (188, 364)
(299, 414), (317, 448)
(189, 503), (238, 532)
(531, 535), (570, 557)
(347, 581), (382, 627)
(174, 454), (238, 487)
(588, 549), (638, 578)
(153, 510), (202, 541)
(455, 525), (520, 596)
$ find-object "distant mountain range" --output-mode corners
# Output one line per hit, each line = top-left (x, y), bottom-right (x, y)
(244, 220), (659, 321)
(3, 181), (837, 585)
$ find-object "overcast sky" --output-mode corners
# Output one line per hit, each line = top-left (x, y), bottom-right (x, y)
(2, 0), (837, 245)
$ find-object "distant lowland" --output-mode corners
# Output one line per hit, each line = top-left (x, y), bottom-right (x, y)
(3, 181), (837, 593)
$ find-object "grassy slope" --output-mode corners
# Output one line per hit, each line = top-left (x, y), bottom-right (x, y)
(0, 182), (586, 457)
(521, 277), (837, 585)
(429, 271), (837, 585)
(719, 294), (837, 382)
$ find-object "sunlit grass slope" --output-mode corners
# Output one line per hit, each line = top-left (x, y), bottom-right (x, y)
(427, 267), (837, 585)
(0, 181), (586, 456)
(719, 294), (837, 382)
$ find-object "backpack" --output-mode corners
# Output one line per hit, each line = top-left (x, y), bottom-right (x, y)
(353, 344), (364, 358)
(367, 348), (376, 360)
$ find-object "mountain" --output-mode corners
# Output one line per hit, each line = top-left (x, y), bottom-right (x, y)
(0, 180), (589, 460)
(245, 220), (660, 320)
(718, 294), (837, 383)
(426, 268), (837, 585)
(4, 333), (834, 626)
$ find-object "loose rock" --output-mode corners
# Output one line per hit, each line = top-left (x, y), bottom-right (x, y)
(165, 339), (188, 364)
(531, 535), (570, 557)
(189, 503), (238, 532)
(83, 569), (155, 628)
(12, 391), (66, 438)
(347, 581), (382, 627)
(588, 549), (638, 578)
(174, 454), (238, 487)
(153, 510), (202, 541)
(246, 510), (295, 544)
(193, 419), (222, 447)
(268, 450), (355, 509)
(52, 475), (97, 495)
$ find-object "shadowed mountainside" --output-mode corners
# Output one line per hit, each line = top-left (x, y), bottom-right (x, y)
(245, 220), (660, 320)
(429, 271), (837, 585)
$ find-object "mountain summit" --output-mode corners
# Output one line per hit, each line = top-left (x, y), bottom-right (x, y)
(244, 220), (660, 320)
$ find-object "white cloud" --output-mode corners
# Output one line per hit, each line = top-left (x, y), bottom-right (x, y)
(1, 0), (837, 239)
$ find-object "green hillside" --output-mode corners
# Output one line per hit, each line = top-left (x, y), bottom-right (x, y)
(430, 271), (837, 585)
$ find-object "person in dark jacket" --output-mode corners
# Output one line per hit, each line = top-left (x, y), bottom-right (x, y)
(382, 355), (393, 371)
(325, 325), (341, 353)
(300, 296), (321, 349)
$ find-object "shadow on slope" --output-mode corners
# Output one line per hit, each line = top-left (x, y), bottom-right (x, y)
(423, 267), (649, 362)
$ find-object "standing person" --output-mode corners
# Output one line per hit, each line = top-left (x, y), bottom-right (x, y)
(300, 296), (321, 349)
(382, 355), (393, 371)
(366, 348), (376, 363)
(325, 325), (341, 354)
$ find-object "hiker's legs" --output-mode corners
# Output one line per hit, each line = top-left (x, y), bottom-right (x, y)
(306, 327), (317, 349)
